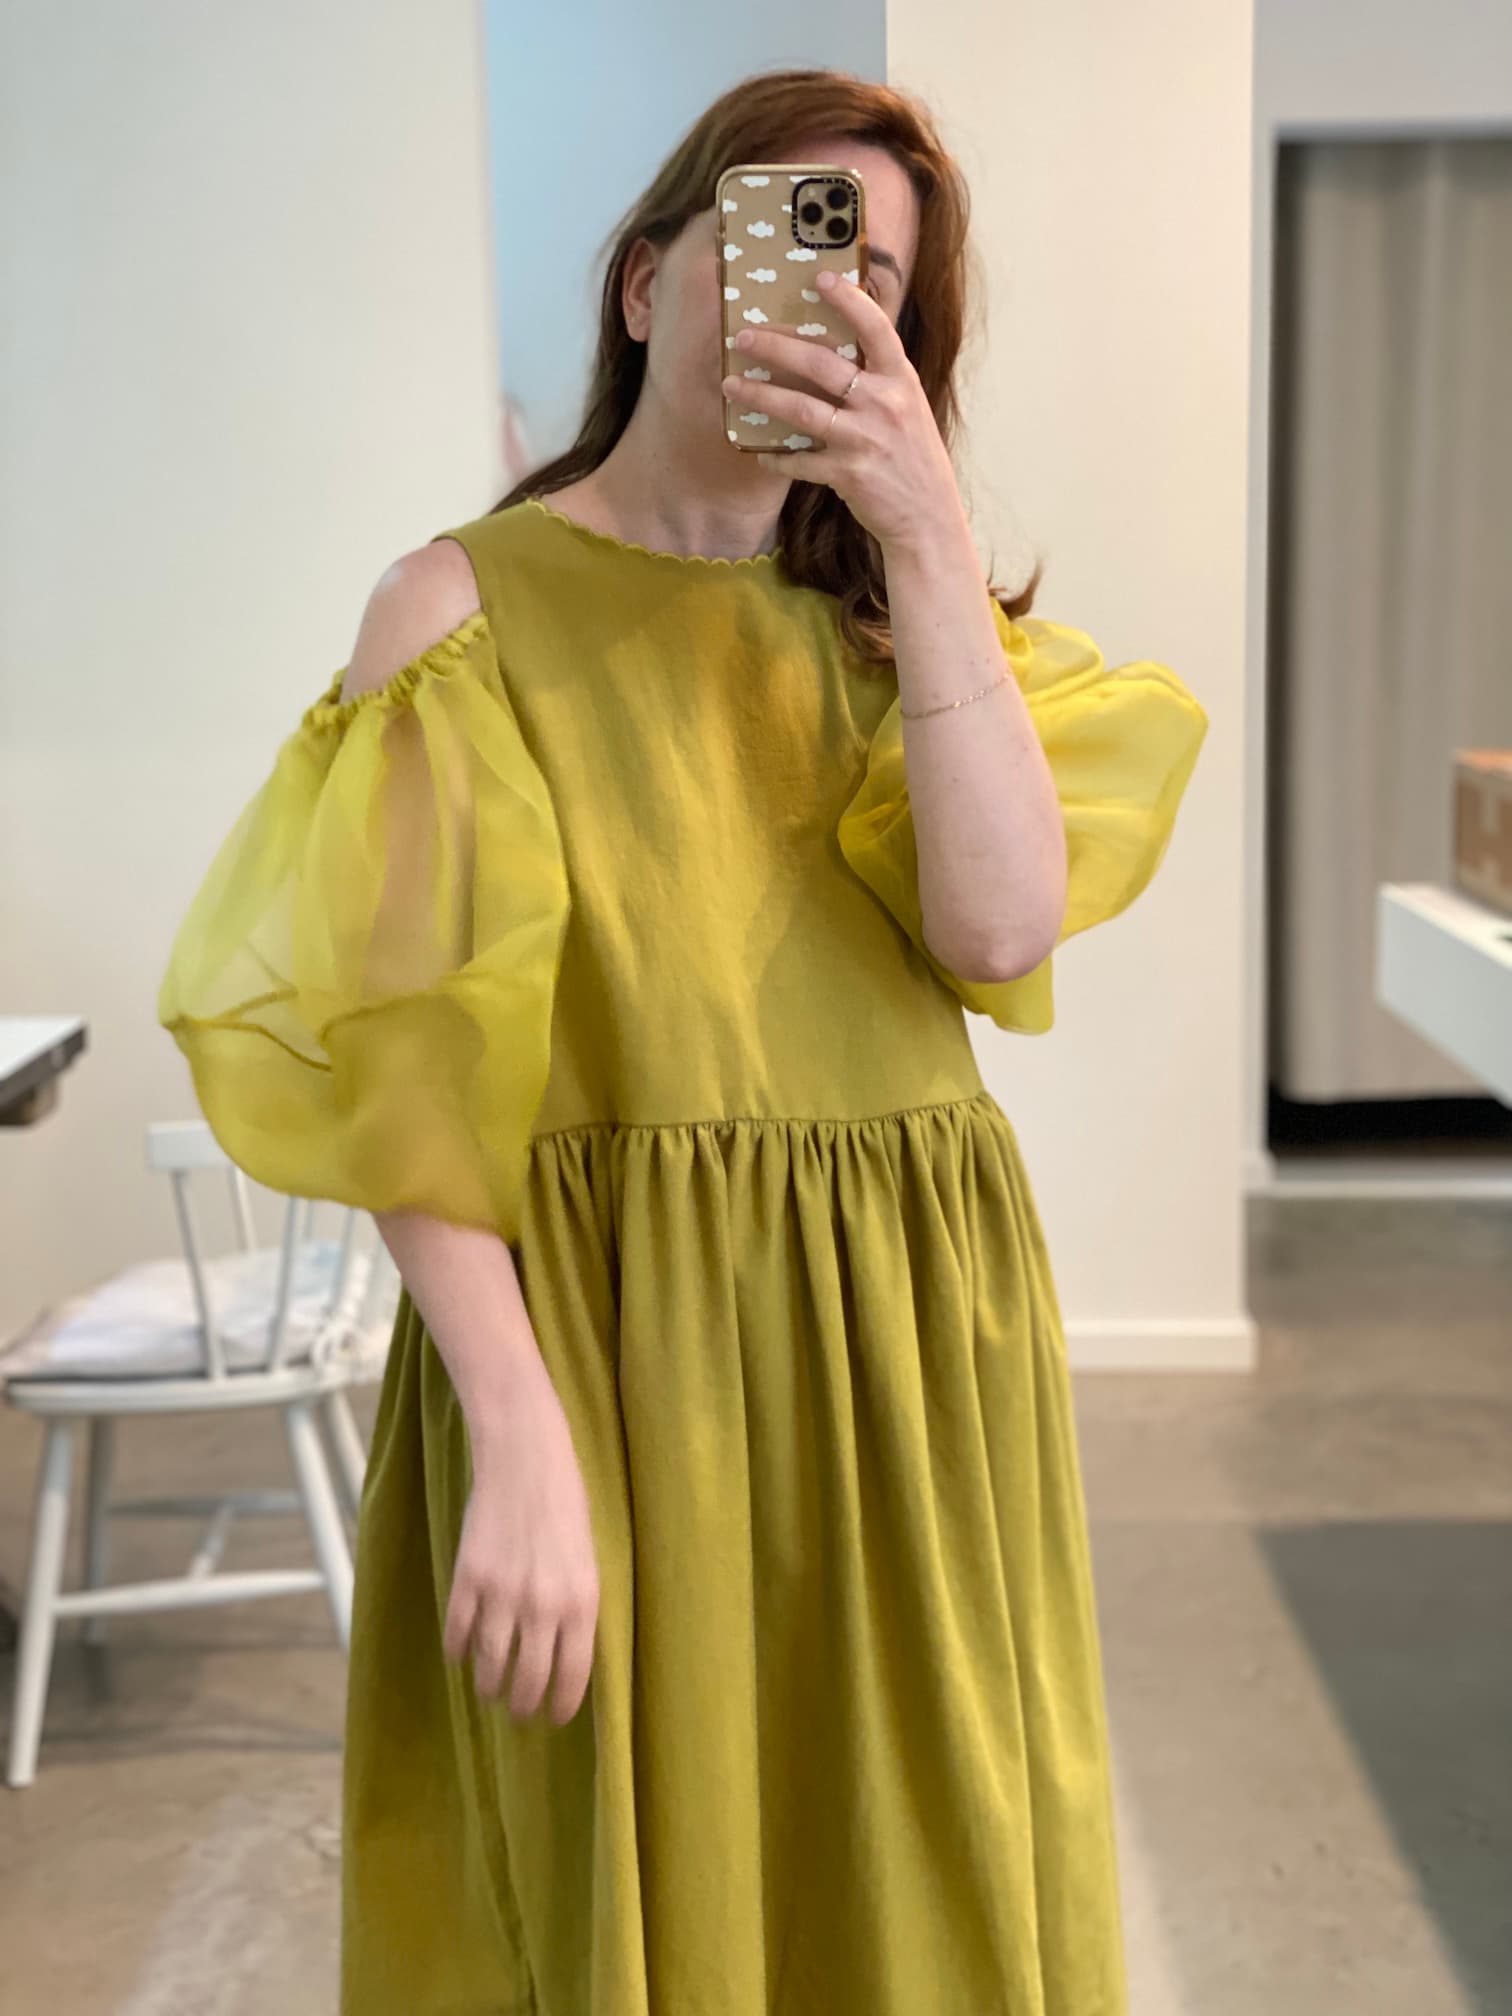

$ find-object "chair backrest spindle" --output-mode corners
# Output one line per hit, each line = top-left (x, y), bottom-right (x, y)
(264, 1193), (304, 1374)
(168, 1168), (227, 1379)
(228, 1166), (256, 1253)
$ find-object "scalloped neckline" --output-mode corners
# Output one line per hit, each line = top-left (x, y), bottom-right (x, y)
(521, 492), (783, 572)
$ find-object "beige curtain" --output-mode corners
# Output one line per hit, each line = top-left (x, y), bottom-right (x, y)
(1268, 137), (1512, 1102)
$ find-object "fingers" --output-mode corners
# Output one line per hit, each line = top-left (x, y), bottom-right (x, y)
(730, 324), (861, 397)
(507, 1606), (557, 1719)
(813, 268), (907, 365)
(471, 1604), (519, 1703)
(445, 1565), (598, 1724)
(548, 1593), (598, 1725)
(722, 371), (846, 444)
(443, 1557), (519, 1700)
(442, 1574), (479, 1666)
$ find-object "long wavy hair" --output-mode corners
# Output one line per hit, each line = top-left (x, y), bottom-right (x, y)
(494, 66), (1042, 664)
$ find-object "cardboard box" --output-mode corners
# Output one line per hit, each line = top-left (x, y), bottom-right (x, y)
(1454, 750), (1512, 916)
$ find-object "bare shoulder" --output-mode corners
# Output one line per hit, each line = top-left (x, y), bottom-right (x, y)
(339, 536), (484, 703)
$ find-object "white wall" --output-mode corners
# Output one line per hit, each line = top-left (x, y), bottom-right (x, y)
(1244, 1), (1512, 1187)
(0, 3), (502, 1335)
(887, 0), (1259, 1367)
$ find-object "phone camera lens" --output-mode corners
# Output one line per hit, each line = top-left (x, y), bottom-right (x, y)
(799, 199), (824, 226)
(826, 185), (850, 210)
(825, 216), (849, 241)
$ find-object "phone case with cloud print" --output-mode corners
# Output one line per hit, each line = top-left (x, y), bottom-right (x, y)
(716, 162), (869, 453)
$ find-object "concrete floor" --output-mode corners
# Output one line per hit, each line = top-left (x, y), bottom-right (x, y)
(1, 1196), (1508, 2014)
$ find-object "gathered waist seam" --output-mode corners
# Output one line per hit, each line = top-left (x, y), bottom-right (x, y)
(530, 1088), (998, 1147)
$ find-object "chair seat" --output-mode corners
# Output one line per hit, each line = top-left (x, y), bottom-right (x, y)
(1, 1240), (399, 1385)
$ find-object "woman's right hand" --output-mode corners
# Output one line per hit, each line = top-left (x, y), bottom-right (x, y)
(442, 1346), (601, 1724)
(368, 1206), (600, 1727)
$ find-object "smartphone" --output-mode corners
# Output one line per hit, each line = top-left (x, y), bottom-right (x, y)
(716, 162), (869, 453)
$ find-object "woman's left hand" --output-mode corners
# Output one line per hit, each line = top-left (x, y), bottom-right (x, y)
(721, 270), (966, 552)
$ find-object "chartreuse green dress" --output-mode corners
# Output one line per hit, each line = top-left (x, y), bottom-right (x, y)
(159, 491), (1207, 2016)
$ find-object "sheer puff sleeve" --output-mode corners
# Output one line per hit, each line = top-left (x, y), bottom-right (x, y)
(837, 598), (1208, 1033)
(158, 608), (570, 1241)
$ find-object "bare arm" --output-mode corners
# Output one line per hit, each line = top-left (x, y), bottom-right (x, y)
(883, 510), (1069, 985)
(342, 543), (598, 1724)
(371, 1211), (598, 1725)
(730, 270), (1067, 986)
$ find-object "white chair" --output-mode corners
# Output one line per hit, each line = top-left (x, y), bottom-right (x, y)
(1, 1120), (399, 1787)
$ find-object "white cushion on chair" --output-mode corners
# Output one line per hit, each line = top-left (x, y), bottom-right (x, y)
(0, 1241), (400, 1384)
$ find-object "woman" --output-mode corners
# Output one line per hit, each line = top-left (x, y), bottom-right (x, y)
(161, 66), (1206, 2016)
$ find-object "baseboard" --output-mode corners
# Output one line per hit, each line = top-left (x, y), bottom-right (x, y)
(1251, 1157), (1512, 1201)
(1243, 1145), (1276, 1192)
(1064, 1316), (1258, 1373)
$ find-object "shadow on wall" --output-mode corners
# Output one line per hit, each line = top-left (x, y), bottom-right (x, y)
(500, 391), (535, 488)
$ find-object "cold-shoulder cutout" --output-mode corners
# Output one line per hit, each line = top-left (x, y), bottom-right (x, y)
(307, 607), (491, 729)
(337, 539), (485, 707)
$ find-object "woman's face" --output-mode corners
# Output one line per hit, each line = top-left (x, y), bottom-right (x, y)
(622, 137), (920, 477)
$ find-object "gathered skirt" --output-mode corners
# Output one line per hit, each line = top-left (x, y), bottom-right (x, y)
(340, 1088), (1127, 2016)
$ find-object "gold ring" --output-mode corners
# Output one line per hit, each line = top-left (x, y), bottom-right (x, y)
(839, 368), (862, 403)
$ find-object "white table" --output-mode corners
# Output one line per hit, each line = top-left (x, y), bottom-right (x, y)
(0, 1016), (88, 1128)
(1375, 884), (1512, 1105)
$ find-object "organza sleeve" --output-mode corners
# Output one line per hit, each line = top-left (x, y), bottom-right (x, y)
(157, 608), (570, 1239)
(836, 598), (1208, 1033)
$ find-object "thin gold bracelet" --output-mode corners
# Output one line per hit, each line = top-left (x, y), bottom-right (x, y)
(898, 668), (1010, 720)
